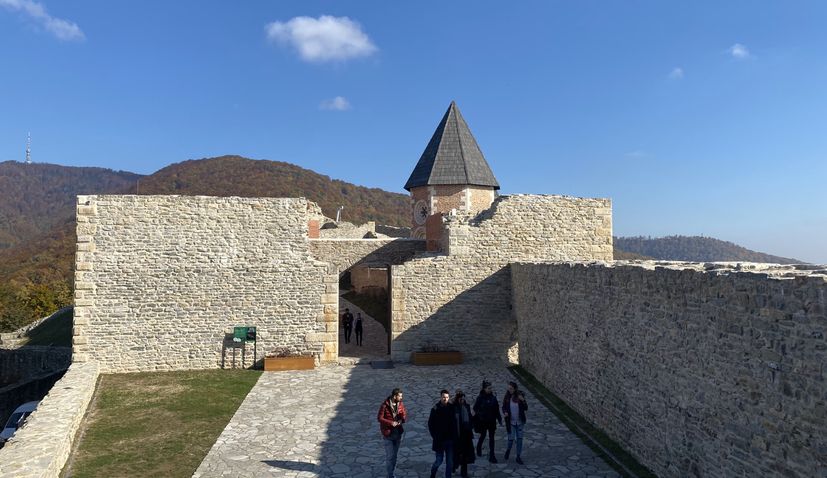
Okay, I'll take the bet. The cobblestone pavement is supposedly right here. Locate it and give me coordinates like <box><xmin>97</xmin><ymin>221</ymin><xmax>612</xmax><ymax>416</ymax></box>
<box><xmin>338</xmin><ymin>294</ymin><xmax>389</xmax><ymax>359</ymax></box>
<box><xmin>194</xmin><ymin>362</ymin><xmax>620</xmax><ymax>478</ymax></box>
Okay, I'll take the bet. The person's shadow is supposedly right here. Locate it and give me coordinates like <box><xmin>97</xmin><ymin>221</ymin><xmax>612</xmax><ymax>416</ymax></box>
<box><xmin>262</xmin><ymin>460</ymin><xmax>319</xmax><ymax>472</ymax></box>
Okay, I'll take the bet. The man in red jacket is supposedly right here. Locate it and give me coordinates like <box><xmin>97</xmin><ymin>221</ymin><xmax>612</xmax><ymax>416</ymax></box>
<box><xmin>378</xmin><ymin>388</ymin><xmax>407</xmax><ymax>478</ymax></box>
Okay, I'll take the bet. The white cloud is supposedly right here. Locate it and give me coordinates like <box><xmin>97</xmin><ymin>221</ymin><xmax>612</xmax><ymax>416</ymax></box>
<box><xmin>265</xmin><ymin>15</ymin><xmax>377</xmax><ymax>63</ymax></box>
<box><xmin>319</xmin><ymin>96</ymin><xmax>351</xmax><ymax>111</ymax></box>
<box><xmin>729</xmin><ymin>43</ymin><xmax>750</xmax><ymax>60</ymax></box>
<box><xmin>668</xmin><ymin>67</ymin><xmax>684</xmax><ymax>79</ymax></box>
<box><xmin>0</xmin><ymin>0</ymin><xmax>84</xmax><ymax>41</ymax></box>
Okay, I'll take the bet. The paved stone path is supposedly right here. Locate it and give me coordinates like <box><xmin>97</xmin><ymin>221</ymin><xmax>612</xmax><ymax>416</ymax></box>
<box><xmin>194</xmin><ymin>362</ymin><xmax>619</xmax><ymax>477</ymax></box>
<box><xmin>338</xmin><ymin>294</ymin><xmax>389</xmax><ymax>359</ymax></box>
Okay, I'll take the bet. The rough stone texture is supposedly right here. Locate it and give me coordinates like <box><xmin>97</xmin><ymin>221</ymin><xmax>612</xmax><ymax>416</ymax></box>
<box><xmin>350</xmin><ymin>266</ymin><xmax>389</xmax><ymax>294</ymax></box>
<box><xmin>375</xmin><ymin>224</ymin><xmax>411</xmax><ymax>238</ymax></box>
<box><xmin>0</xmin><ymin>362</ymin><xmax>99</xmax><ymax>478</ymax></box>
<box><xmin>194</xmin><ymin>363</ymin><xmax>619</xmax><ymax>478</ymax></box>
<box><xmin>318</xmin><ymin>221</ymin><xmax>376</xmax><ymax>239</ymax></box>
<box><xmin>0</xmin><ymin>307</ymin><xmax>73</xmax><ymax>347</ymax></box>
<box><xmin>74</xmin><ymin>195</ymin><xmax>333</xmax><ymax>372</ymax></box>
<box><xmin>391</xmin><ymin>194</ymin><xmax>613</xmax><ymax>363</ymax></box>
<box><xmin>309</xmin><ymin>238</ymin><xmax>426</xmax><ymax>273</ymax></box>
<box><xmin>513</xmin><ymin>261</ymin><xmax>827</xmax><ymax>478</ymax></box>
<box><xmin>0</xmin><ymin>370</ymin><xmax>66</xmax><ymax>433</ymax></box>
<box><xmin>0</xmin><ymin>347</ymin><xmax>70</xmax><ymax>384</ymax></box>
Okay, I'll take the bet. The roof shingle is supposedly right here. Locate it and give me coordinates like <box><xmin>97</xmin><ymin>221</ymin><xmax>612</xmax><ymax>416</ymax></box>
<box><xmin>404</xmin><ymin>101</ymin><xmax>499</xmax><ymax>191</ymax></box>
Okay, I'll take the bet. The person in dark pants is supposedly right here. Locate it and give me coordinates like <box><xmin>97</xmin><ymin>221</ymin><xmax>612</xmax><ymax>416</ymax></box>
<box><xmin>429</xmin><ymin>389</ymin><xmax>456</xmax><ymax>478</ymax></box>
<box><xmin>502</xmin><ymin>381</ymin><xmax>529</xmax><ymax>464</ymax></box>
<box><xmin>451</xmin><ymin>390</ymin><xmax>475</xmax><ymax>478</ymax></box>
<box><xmin>342</xmin><ymin>308</ymin><xmax>354</xmax><ymax>344</ymax></box>
<box><xmin>354</xmin><ymin>312</ymin><xmax>364</xmax><ymax>346</ymax></box>
<box><xmin>472</xmin><ymin>380</ymin><xmax>502</xmax><ymax>463</ymax></box>
<box><xmin>378</xmin><ymin>388</ymin><xmax>407</xmax><ymax>478</ymax></box>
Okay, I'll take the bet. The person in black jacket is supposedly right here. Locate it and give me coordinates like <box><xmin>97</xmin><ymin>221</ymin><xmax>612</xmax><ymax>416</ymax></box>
<box><xmin>472</xmin><ymin>380</ymin><xmax>502</xmax><ymax>463</ymax></box>
<box><xmin>429</xmin><ymin>389</ymin><xmax>457</xmax><ymax>478</ymax></box>
<box><xmin>451</xmin><ymin>390</ymin><xmax>475</xmax><ymax>478</ymax></box>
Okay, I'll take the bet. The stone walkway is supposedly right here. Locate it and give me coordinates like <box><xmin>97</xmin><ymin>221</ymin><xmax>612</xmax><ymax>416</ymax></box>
<box><xmin>194</xmin><ymin>363</ymin><xmax>619</xmax><ymax>477</ymax></box>
<box><xmin>338</xmin><ymin>294</ymin><xmax>389</xmax><ymax>359</ymax></box>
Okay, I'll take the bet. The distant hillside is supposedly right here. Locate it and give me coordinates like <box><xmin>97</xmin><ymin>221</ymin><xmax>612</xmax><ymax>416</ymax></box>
<box><xmin>138</xmin><ymin>156</ymin><xmax>409</xmax><ymax>226</ymax></box>
<box><xmin>0</xmin><ymin>156</ymin><xmax>410</xmax><ymax>331</ymax></box>
<box><xmin>0</xmin><ymin>161</ymin><xmax>140</xmax><ymax>249</ymax></box>
<box><xmin>614</xmin><ymin>235</ymin><xmax>803</xmax><ymax>264</ymax></box>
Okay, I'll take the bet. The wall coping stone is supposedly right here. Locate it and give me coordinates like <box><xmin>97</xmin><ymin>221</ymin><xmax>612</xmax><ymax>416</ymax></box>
<box><xmin>0</xmin><ymin>362</ymin><xmax>99</xmax><ymax>478</ymax></box>
<box><xmin>512</xmin><ymin>260</ymin><xmax>827</xmax><ymax>281</ymax></box>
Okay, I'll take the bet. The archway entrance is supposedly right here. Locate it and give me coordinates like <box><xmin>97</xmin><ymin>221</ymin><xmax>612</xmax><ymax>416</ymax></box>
<box><xmin>338</xmin><ymin>265</ymin><xmax>392</xmax><ymax>360</ymax></box>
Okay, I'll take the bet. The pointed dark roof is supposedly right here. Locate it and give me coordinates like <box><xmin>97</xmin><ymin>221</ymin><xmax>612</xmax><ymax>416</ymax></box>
<box><xmin>404</xmin><ymin>101</ymin><xmax>499</xmax><ymax>191</ymax></box>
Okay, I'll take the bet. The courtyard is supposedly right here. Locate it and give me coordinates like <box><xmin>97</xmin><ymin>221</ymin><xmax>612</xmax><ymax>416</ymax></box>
<box><xmin>193</xmin><ymin>362</ymin><xmax>621</xmax><ymax>478</ymax></box>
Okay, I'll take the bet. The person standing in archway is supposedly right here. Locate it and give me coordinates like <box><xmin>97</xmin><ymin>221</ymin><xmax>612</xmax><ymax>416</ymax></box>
<box><xmin>342</xmin><ymin>308</ymin><xmax>354</xmax><ymax>344</ymax></box>
<box><xmin>354</xmin><ymin>312</ymin><xmax>364</xmax><ymax>346</ymax></box>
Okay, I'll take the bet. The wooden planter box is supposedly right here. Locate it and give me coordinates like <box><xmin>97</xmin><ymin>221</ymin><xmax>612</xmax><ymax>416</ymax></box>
<box><xmin>411</xmin><ymin>351</ymin><xmax>463</xmax><ymax>366</ymax></box>
<box><xmin>264</xmin><ymin>356</ymin><xmax>315</xmax><ymax>371</ymax></box>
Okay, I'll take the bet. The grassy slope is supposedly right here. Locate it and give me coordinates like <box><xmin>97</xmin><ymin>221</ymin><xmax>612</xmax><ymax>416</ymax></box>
<box><xmin>66</xmin><ymin>370</ymin><xmax>261</xmax><ymax>478</ymax></box>
<box><xmin>18</xmin><ymin>308</ymin><xmax>73</xmax><ymax>347</ymax></box>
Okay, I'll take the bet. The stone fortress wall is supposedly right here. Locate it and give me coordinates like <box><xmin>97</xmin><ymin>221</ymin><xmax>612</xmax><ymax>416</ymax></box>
<box><xmin>72</xmin><ymin>195</ymin><xmax>337</xmax><ymax>372</ymax></box>
<box><xmin>390</xmin><ymin>194</ymin><xmax>613</xmax><ymax>362</ymax></box>
<box><xmin>513</xmin><ymin>261</ymin><xmax>827</xmax><ymax>478</ymax></box>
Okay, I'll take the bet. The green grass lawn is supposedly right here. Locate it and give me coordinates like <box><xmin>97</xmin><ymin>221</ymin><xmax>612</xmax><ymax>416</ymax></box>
<box><xmin>19</xmin><ymin>307</ymin><xmax>73</xmax><ymax>347</ymax></box>
<box><xmin>64</xmin><ymin>369</ymin><xmax>261</xmax><ymax>478</ymax></box>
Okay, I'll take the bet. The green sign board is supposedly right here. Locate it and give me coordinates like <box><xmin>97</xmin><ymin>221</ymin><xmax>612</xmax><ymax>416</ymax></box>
<box><xmin>233</xmin><ymin>326</ymin><xmax>257</xmax><ymax>342</ymax></box>
<box><xmin>233</xmin><ymin>327</ymin><xmax>248</xmax><ymax>342</ymax></box>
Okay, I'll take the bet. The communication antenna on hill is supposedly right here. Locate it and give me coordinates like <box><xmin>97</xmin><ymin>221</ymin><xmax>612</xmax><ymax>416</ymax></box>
<box><xmin>25</xmin><ymin>132</ymin><xmax>31</xmax><ymax>164</ymax></box>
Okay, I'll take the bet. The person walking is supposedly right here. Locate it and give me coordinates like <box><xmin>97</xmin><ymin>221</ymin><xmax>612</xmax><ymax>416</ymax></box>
<box><xmin>354</xmin><ymin>312</ymin><xmax>364</xmax><ymax>346</ymax></box>
<box><xmin>472</xmin><ymin>380</ymin><xmax>502</xmax><ymax>463</ymax></box>
<box><xmin>378</xmin><ymin>388</ymin><xmax>407</xmax><ymax>478</ymax></box>
<box><xmin>428</xmin><ymin>389</ymin><xmax>456</xmax><ymax>478</ymax></box>
<box><xmin>451</xmin><ymin>390</ymin><xmax>475</xmax><ymax>478</ymax></box>
<box><xmin>342</xmin><ymin>308</ymin><xmax>354</xmax><ymax>344</ymax></box>
<box><xmin>502</xmin><ymin>381</ymin><xmax>529</xmax><ymax>464</ymax></box>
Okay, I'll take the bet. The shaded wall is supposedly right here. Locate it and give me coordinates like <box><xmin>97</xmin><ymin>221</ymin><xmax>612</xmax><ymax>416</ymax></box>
<box><xmin>513</xmin><ymin>261</ymin><xmax>827</xmax><ymax>478</ymax></box>
<box><xmin>74</xmin><ymin>195</ymin><xmax>334</xmax><ymax>372</ymax></box>
<box><xmin>391</xmin><ymin>194</ymin><xmax>613</xmax><ymax>362</ymax></box>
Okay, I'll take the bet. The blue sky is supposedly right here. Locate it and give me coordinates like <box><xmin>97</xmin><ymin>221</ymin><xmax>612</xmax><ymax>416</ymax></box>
<box><xmin>1</xmin><ymin>1</ymin><xmax>825</xmax><ymax>263</ymax></box>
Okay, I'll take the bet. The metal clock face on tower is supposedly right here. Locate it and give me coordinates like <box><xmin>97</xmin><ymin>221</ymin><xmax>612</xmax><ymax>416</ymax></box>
<box><xmin>413</xmin><ymin>200</ymin><xmax>429</xmax><ymax>225</ymax></box>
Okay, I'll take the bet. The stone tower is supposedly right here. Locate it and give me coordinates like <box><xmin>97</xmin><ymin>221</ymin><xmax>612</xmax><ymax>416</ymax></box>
<box><xmin>404</xmin><ymin>101</ymin><xmax>499</xmax><ymax>248</ymax></box>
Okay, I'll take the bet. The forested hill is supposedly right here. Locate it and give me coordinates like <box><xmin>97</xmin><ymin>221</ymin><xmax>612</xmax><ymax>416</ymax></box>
<box><xmin>0</xmin><ymin>161</ymin><xmax>140</xmax><ymax>249</ymax></box>
<box><xmin>614</xmin><ymin>235</ymin><xmax>803</xmax><ymax>264</ymax></box>
<box><xmin>0</xmin><ymin>156</ymin><xmax>410</xmax><ymax>332</ymax></box>
<box><xmin>137</xmin><ymin>156</ymin><xmax>409</xmax><ymax>226</ymax></box>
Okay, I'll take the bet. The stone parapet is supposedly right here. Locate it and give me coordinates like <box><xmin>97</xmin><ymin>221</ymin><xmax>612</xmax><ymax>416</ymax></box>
<box><xmin>0</xmin><ymin>362</ymin><xmax>99</xmax><ymax>477</ymax></box>
<box><xmin>75</xmin><ymin>195</ymin><xmax>330</xmax><ymax>372</ymax></box>
<box><xmin>391</xmin><ymin>194</ymin><xmax>613</xmax><ymax>362</ymax></box>
<box><xmin>513</xmin><ymin>260</ymin><xmax>827</xmax><ymax>478</ymax></box>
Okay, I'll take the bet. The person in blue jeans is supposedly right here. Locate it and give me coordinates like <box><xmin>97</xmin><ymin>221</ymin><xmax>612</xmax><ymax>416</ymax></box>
<box><xmin>428</xmin><ymin>389</ymin><xmax>457</xmax><ymax>478</ymax></box>
<box><xmin>378</xmin><ymin>388</ymin><xmax>407</xmax><ymax>478</ymax></box>
<box><xmin>502</xmin><ymin>381</ymin><xmax>528</xmax><ymax>464</ymax></box>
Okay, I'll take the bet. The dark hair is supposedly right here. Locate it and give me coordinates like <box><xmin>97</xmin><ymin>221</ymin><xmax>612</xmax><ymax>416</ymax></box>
<box><xmin>455</xmin><ymin>389</ymin><xmax>465</xmax><ymax>399</ymax></box>
<box><xmin>508</xmin><ymin>381</ymin><xmax>518</xmax><ymax>391</ymax></box>
<box><xmin>391</xmin><ymin>388</ymin><xmax>402</xmax><ymax>399</ymax></box>
<box><xmin>440</xmin><ymin>389</ymin><xmax>450</xmax><ymax>396</ymax></box>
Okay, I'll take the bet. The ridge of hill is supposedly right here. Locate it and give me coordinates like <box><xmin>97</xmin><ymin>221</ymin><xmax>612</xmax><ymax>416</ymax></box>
<box><xmin>0</xmin><ymin>156</ymin><xmax>410</xmax><ymax>331</ymax></box>
<box><xmin>614</xmin><ymin>235</ymin><xmax>803</xmax><ymax>264</ymax></box>
<box><xmin>0</xmin><ymin>156</ymin><xmax>808</xmax><ymax>332</ymax></box>
<box><xmin>0</xmin><ymin>161</ymin><xmax>140</xmax><ymax>249</ymax></box>
<box><xmin>137</xmin><ymin>156</ymin><xmax>409</xmax><ymax>226</ymax></box>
